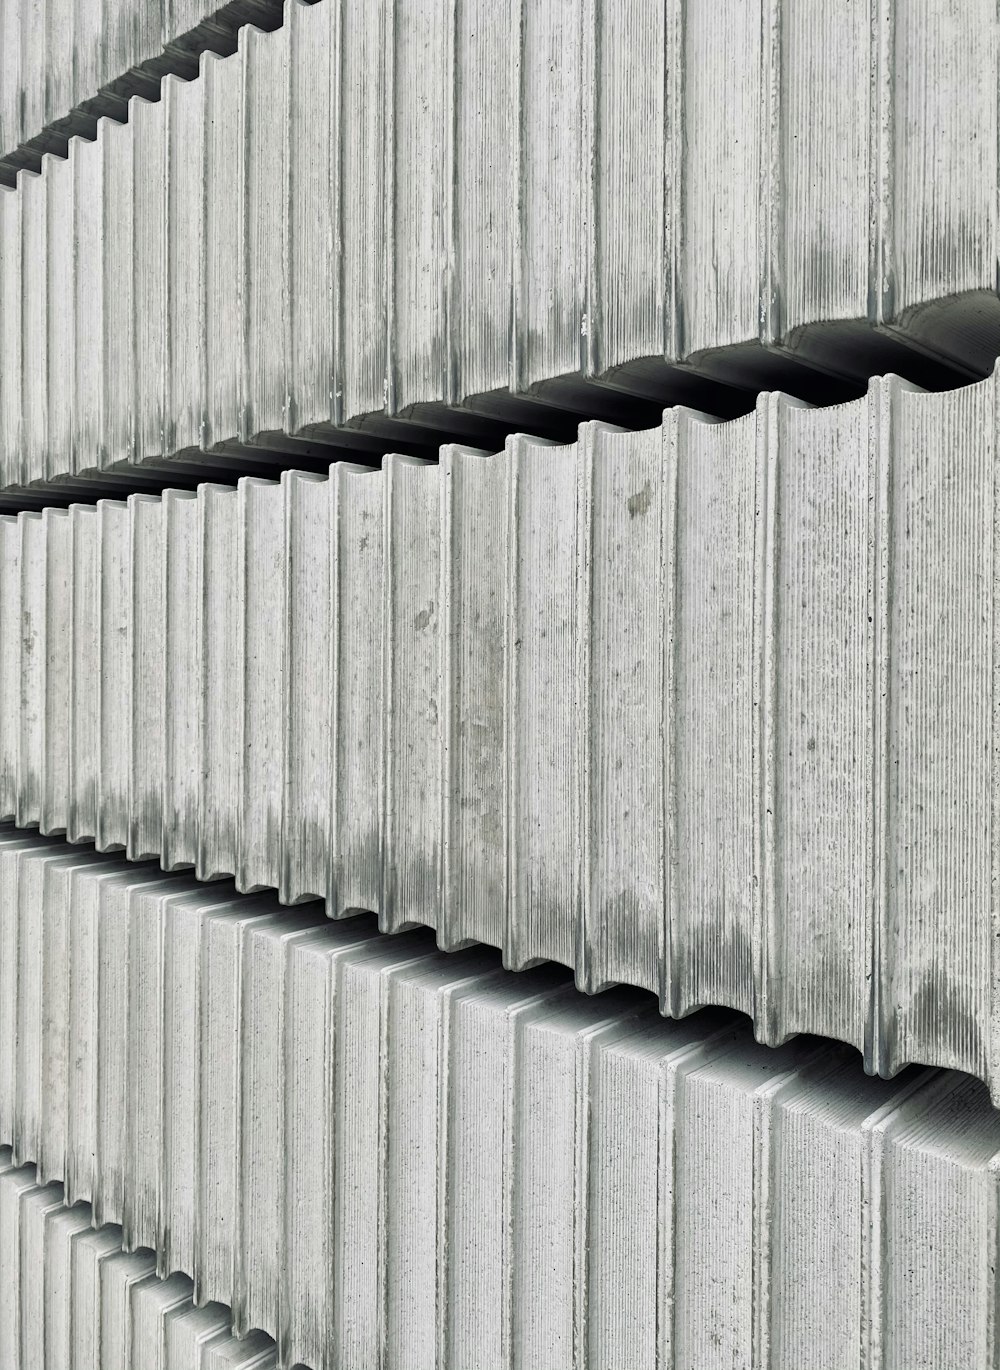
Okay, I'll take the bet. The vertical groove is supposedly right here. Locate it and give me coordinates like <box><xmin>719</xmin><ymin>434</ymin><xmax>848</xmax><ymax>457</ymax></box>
<box><xmin>503</xmin><ymin>440</ymin><xmax>521</xmax><ymax>970</ymax></box>
<box><xmin>759</xmin><ymin>0</ymin><xmax>784</xmax><ymax>346</ymax></box>
<box><xmin>235</xmin><ymin>481</ymin><xmax>250</xmax><ymax>893</ymax></box>
<box><xmin>869</xmin><ymin>0</ymin><xmax>896</xmax><ymax>324</ymax></box>
<box><xmin>574</xmin><ymin>426</ymin><xmax>595</xmax><ymax>993</ymax></box>
<box><xmin>866</xmin><ymin>376</ymin><xmax>894</xmax><ymax>1076</ymax></box>
<box><xmin>330</xmin><ymin>0</ymin><xmax>344</xmax><ymax>427</ymax></box>
<box><xmin>861</xmin><ymin>1104</ymin><xmax>890</xmax><ymax>1370</ymax></box>
<box><xmin>443</xmin><ymin>0</ymin><xmax>460</xmax><ymax>404</ymax></box>
<box><xmin>376</xmin><ymin>964</ymin><xmax>392</xmax><ymax>1370</ymax></box>
<box><xmin>440</xmin><ymin>0</ymin><xmax>457</xmax><ymax>406</ymax></box>
<box><xmin>986</xmin><ymin>364</ymin><xmax>991</xmax><ymax>1101</ymax></box>
<box><xmin>572</xmin><ymin>1027</ymin><xmax>593</xmax><ymax>1370</ymax></box>
<box><xmin>656</xmin><ymin>1048</ymin><xmax>683</xmax><ymax>1370</ymax></box>
<box><xmin>750</xmin><ymin>1069</ymin><xmax>799</xmax><ymax>1370</ymax></box>
<box><xmin>664</xmin><ymin>0</ymin><xmax>685</xmax><ymax>359</ymax></box>
<box><xmin>500</xmin><ymin>1003</ymin><xmax>519</xmax><ymax>1370</ymax></box>
<box><xmin>238</xmin><ymin>34</ymin><xmax>252</xmax><ymax>442</ymax></box>
<box><xmin>279</xmin><ymin>472</ymin><xmax>296</xmax><ymax>905</ymax></box>
<box><xmin>195</xmin><ymin>487</ymin><xmax>210</xmax><ymax>881</ymax></box>
<box><xmin>382</xmin><ymin>0</ymin><xmax>396</xmax><ymax>415</ymax></box>
<box><xmin>580</xmin><ymin>0</ymin><xmax>598</xmax><ymax>378</ymax></box>
<box><xmin>661</xmin><ymin>411</ymin><xmax>681</xmax><ymax>1018</ymax></box>
<box><xmin>509</xmin><ymin>0</ymin><xmax>525</xmax><ymax>393</ymax></box>
<box><xmin>380</xmin><ymin>457</ymin><xmax>397</xmax><ymax>929</ymax></box>
<box><xmin>198</xmin><ymin>55</ymin><xmax>210</xmax><ymax>451</ymax></box>
<box><xmin>327</xmin><ymin>465</ymin><xmax>343</xmax><ymax>916</ymax></box>
<box><xmin>435</xmin><ymin>979</ymin><xmax>453</xmax><ymax>1370</ymax></box>
<box><xmin>988</xmin><ymin>1151</ymin><xmax>1000</xmax><ymax>1368</ymax></box>
<box><xmin>754</xmin><ymin>395</ymin><xmax>780</xmax><ymax>1045</ymax></box>
<box><xmin>230</xmin><ymin>917</ymin><xmax>249</xmax><ymax>1337</ymax></box>
<box><xmin>163</xmin><ymin>78</ymin><xmax>176</xmax><ymax>458</ymax></box>
<box><xmin>439</xmin><ymin>451</ymin><xmax>457</xmax><ymax>949</ymax></box>
<box><xmin>282</xmin><ymin>11</ymin><xmax>295</xmax><ymax>436</ymax></box>
<box><xmin>234</xmin><ymin>484</ymin><xmax>249</xmax><ymax>898</ymax></box>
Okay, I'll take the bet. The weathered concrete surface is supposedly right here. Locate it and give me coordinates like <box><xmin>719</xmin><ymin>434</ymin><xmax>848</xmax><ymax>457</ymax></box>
<box><xmin>2</xmin><ymin>371</ymin><xmax>999</xmax><ymax>1093</ymax></box>
<box><xmin>0</xmin><ymin>833</ymin><xmax>997</xmax><ymax>1370</ymax></box>
<box><xmin>2</xmin><ymin>0</ymin><xmax>1000</xmax><ymax>492</ymax></box>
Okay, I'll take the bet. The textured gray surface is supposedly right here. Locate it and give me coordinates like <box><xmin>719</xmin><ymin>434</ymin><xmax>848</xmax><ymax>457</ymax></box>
<box><xmin>0</xmin><ymin>832</ymin><xmax>997</xmax><ymax>1370</ymax></box>
<box><xmin>2</xmin><ymin>371</ymin><xmax>998</xmax><ymax>1092</ymax></box>
<box><xmin>1</xmin><ymin>0</ymin><xmax>1000</xmax><ymax>492</ymax></box>
<box><xmin>0</xmin><ymin>1156</ymin><xmax>277</xmax><ymax>1367</ymax></box>
<box><xmin>0</xmin><ymin>0</ymin><xmax>283</xmax><ymax>181</ymax></box>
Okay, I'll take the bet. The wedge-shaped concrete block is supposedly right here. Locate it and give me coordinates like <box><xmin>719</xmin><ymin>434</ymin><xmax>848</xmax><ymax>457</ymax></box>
<box><xmin>0</xmin><ymin>187</ymin><xmax>21</xmax><ymax>478</ymax></box>
<box><xmin>576</xmin><ymin>421</ymin><xmax>667</xmax><ymax>997</ymax></box>
<box><xmin>328</xmin><ymin>461</ymin><xmax>385</xmax><ymax>916</ymax></box>
<box><xmin>383</xmin><ymin>453</ymin><xmax>442</xmax><ymax>934</ymax></box>
<box><xmin>19</xmin><ymin>163</ymin><xmax>48</xmax><ymax>488</ymax></box>
<box><xmin>197</xmin><ymin>483</ymin><xmax>240</xmax><ymax>881</ymax></box>
<box><xmin>242</xmin><ymin>21</ymin><xmax>288</xmax><ymax>442</ymax></box>
<box><xmin>39</xmin><ymin>506</ymin><xmax>72</xmax><ymax>837</ymax></box>
<box><xmin>203</xmin><ymin>46</ymin><xmax>244</xmax><ymax>454</ymax></box>
<box><xmin>96</xmin><ymin>500</ymin><xmax>131</xmax><ymax>853</ymax></box>
<box><xmin>165</xmin><ymin>73</ymin><xmax>206</xmax><ymax>460</ymax></box>
<box><xmin>74</xmin><ymin>124</ymin><xmax>105</xmax><ymax>475</ymax></box>
<box><xmin>16</xmin><ymin>511</ymin><xmax>46</xmax><ymax>829</ymax></box>
<box><xmin>131</xmin><ymin>94</ymin><xmax>167</xmax><ymax>469</ymax></box>
<box><xmin>281</xmin><ymin>470</ymin><xmax>331</xmax><ymax>906</ymax></box>
<box><xmin>162</xmin><ymin>489</ymin><xmax>200</xmax><ymax>871</ymax></box>
<box><xmin>439</xmin><ymin>443</ymin><xmax>504</xmax><ymax>950</ymax></box>
<box><xmin>506</xmin><ymin>433</ymin><xmax>579</xmax><ymax>971</ymax></box>
<box><xmin>128</xmin><ymin>493</ymin><xmax>166</xmax><ymax>862</ymax></box>
<box><xmin>285</xmin><ymin>0</ymin><xmax>334</xmax><ymax>437</ymax></box>
<box><xmin>102</xmin><ymin>116</ymin><xmax>136</xmax><ymax>470</ymax></box>
<box><xmin>68</xmin><ymin>504</ymin><xmax>101</xmax><ymax>845</ymax></box>
<box><xmin>237</xmin><ymin>477</ymin><xmax>284</xmax><ymax>894</ymax></box>
<box><xmin>0</xmin><ymin>518</ymin><xmax>19</xmax><ymax>820</ymax></box>
<box><xmin>46</xmin><ymin>149</ymin><xmax>74</xmax><ymax>484</ymax></box>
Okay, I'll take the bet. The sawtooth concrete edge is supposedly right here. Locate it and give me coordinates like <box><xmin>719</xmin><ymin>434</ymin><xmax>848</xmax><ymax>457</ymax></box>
<box><xmin>0</xmin><ymin>1153</ymin><xmax>281</xmax><ymax>1368</ymax></box>
<box><xmin>2</xmin><ymin>368</ymin><xmax>999</xmax><ymax>1094</ymax></box>
<box><xmin>0</xmin><ymin>833</ymin><xmax>997</xmax><ymax>1370</ymax></box>
<box><xmin>0</xmin><ymin>0</ymin><xmax>285</xmax><ymax>184</ymax></box>
<box><xmin>1</xmin><ymin>0</ymin><xmax>1000</xmax><ymax>494</ymax></box>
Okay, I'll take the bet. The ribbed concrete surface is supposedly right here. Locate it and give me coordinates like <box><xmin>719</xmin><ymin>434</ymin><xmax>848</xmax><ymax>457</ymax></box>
<box><xmin>0</xmin><ymin>1155</ymin><xmax>277</xmax><ymax>1367</ymax></box>
<box><xmin>2</xmin><ymin>0</ymin><xmax>1000</xmax><ymax>491</ymax></box>
<box><xmin>1</xmin><ymin>372</ymin><xmax>997</xmax><ymax>1091</ymax></box>
<box><xmin>0</xmin><ymin>832</ymin><xmax>997</xmax><ymax>1370</ymax></box>
<box><xmin>0</xmin><ymin>0</ymin><xmax>283</xmax><ymax>181</ymax></box>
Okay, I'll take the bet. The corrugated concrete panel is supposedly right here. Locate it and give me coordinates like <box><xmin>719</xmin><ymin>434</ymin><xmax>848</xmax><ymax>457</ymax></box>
<box><xmin>0</xmin><ymin>1153</ymin><xmax>278</xmax><ymax>1367</ymax></box>
<box><xmin>0</xmin><ymin>0</ymin><xmax>284</xmax><ymax>183</ymax></box>
<box><xmin>1</xmin><ymin>0</ymin><xmax>1000</xmax><ymax>491</ymax></box>
<box><xmin>4</xmin><ymin>371</ymin><xmax>1000</xmax><ymax>1093</ymax></box>
<box><xmin>0</xmin><ymin>833</ymin><xmax>997</xmax><ymax>1370</ymax></box>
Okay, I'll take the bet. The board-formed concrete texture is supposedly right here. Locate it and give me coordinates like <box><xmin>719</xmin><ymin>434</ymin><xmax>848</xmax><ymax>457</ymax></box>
<box><xmin>3</xmin><ymin>0</ymin><xmax>1000</xmax><ymax>492</ymax></box>
<box><xmin>0</xmin><ymin>832</ymin><xmax>998</xmax><ymax>1370</ymax></box>
<box><xmin>0</xmin><ymin>0</ymin><xmax>284</xmax><ymax>183</ymax></box>
<box><xmin>1</xmin><ymin>371</ymin><xmax>998</xmax><ymax>1094</ymax></box>
<box><xmin>0</xmin><ymin>1154</ymin><xmax>279</xmax><ymax>1368</ymax></box>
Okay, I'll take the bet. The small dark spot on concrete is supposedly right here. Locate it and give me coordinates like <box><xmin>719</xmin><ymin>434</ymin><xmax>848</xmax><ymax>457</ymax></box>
<box><xmin>627</xmin><ymin>482</ymin><xmax>652</xmax><ymax>519</ymax></box>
